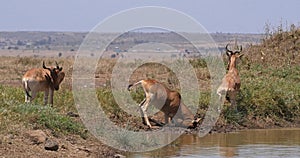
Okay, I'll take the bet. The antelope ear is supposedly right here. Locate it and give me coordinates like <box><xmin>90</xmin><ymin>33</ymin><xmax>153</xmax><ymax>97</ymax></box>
<box><xmin>59</xmin><ymin>72</ymin><xmax>65</xmax><ymax>78</ymax></box>
<box><xmin>226</xmin><ymin>51</ymin><xmax>230</xmax><ymax>56</ymax></box>
<box><xmin>58</xmin><ymin>72</ymin><xmax>65</xmax><ymax>81</ymax></box>
<box><xmin>226</xmin><ymin>51</ymin><xmax>232</xmax><ymax>57</ymax></box>
<box><xmin>238</xmin><ymin>53</ymin><xmax>244</xmax><ymax>58</ymax></box>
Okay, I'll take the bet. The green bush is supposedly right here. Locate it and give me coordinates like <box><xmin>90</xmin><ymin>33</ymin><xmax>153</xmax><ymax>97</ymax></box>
<box><xmin>236</xmin><ymin>65</ymin><xmax>300</xmax><ymax>123</ymax></box>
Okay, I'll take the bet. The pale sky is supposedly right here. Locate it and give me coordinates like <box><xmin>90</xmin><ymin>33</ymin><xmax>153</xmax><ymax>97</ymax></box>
<box><xmin>0</xmin><ymin>0</ymin><xmax>299</xmax><ymax>33</ymax></box>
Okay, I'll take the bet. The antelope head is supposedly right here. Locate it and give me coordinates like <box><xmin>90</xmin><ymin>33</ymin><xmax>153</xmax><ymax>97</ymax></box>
<box><xmin>43</xmin><ymin>61</ymin><xmax>65</xmax><ymax>90</ymax></box>
<box><xmin>225</xmin><ymin>44</ymin><xmax>243</xmax><ymax>70</ymax></box>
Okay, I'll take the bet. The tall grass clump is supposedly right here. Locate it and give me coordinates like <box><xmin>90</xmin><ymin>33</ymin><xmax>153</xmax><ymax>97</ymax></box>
<box><xmin>0</xmin><ymin>85</ymin><xmax>86</xmax><ymax>137</ymax></box>
<box><xmin>13</xmin><ymin>103</ymin><xmax>85</xmax><ymax>136</ymax></box>
<box><xmin>237</xmin><ymin>66</ymin><xmax>300</xmax><ymax>122</ymax></box>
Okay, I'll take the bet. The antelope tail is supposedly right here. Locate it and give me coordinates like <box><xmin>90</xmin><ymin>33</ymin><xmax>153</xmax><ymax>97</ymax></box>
<box><xmin>127</xmin><ymin>80</ymin><xmax>143</xmax><ymax>91</ymax></box>
<box><xmin>22</xmin><ymin>79</ymin><xmax>32</xmax><ymax>98</ymax></box>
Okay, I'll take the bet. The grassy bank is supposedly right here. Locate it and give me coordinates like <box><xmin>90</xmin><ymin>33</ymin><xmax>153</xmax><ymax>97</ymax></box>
<box><xmin>0</xmin><ymin>26</ymin><xmax>300</xmax><ymax>138</ymax></box>
<box><xmin>1</xmin><ymin>62</ymin><xmax>299</xmax><ymax>135</ymax></box>
<box><xmin>220</xmin><ymin>25</ymin><xmax>300</xmax><ymax>129</ymax></box>
<box><xmin>0</xmin><ymin>85</ymin><xmax>85</xmax><ymax>137</ymax></box>
<box><xmin>219</xmin><ymin>64</ymin><xmax>300</xmax><ymax>129</ymax></box>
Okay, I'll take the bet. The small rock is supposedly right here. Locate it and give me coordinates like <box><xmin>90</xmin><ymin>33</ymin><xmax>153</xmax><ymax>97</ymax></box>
<box><xmin>67</xmin><ymin>111</ymin><xmax>79</xmax><ymax>117</ymax></box>
<box><xmin>114</xmin><ymin>154</ymin><xmax>126</xmax><ymax>158</ymax></box>
<box><xmin>150</xmin><ymin>126</ymin><xmax>161</xmax><ymax>130</ymax></box>
<box><xmin>6</xmin><ymin>134</ymin><xmax>14</xmax><ymax>139</ymax></box>
<box><xmin>4</xmin><ymin>134</ymin><xmax>14</xmax><ymax>144</ymax></box>
<box><xmin>25</xmin><ymin>130</ymin><xmax>47</xmax><ymax>145</ymax></box>
<box><xmin>77</xmin><ymin>147</ymin><xmax>91</xmax><ymax>153</ymax></box>
<box><xmin>44</xmin><ymin>139</ymin><xmax>59</xmax><ymax>151</ymax></box>
<box><xmin>61</xmin><ymin>144</ymin><xmax>68</xmax><ymax>150</ymax></box>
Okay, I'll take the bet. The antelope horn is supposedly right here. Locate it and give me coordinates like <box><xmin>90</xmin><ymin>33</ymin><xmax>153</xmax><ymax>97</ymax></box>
<box><xmin>225</xmin><ymin>44</ymin><xmax>230</xmax><ymax>52</ymax></box>
<box><xmin>43</xmin><ymin>61</ymin><xmax>51</xmax><ymax>71</ymax></box>
<box><xmin>43</xmin><ymin>61</ymin><xmax>50</xmax><ymax>70</ymax></box>
<box><xmin>55</xmin><ymin>61</ymin><xmax>59</xmax><ymax>69</ymax></box>
<box><xmin>225</xmin><ymin>44</ymin><xmax>232</xmax><ymax>56</ymax></box>
<box><xmin>43</xmin><ymin>61</ymin><xmax>46</xmax><ymax>69</ymax></box>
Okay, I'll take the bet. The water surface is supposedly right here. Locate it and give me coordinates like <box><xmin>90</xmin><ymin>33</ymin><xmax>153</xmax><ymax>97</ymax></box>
<box><xmin>128</xmin><ymin>128</ymin><xmax>300</xmax><ymax>157</ymax></box>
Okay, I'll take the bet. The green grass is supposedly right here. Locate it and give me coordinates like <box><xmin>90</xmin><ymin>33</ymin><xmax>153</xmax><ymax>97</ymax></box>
<box><xmin>0</xmin><ymin>85</ymin><xmax>86</xmax><ymax>137</ymax></box>
<box><xmin>13</xmin><ymin>103</ymin><xmax>85</xmax><ymax>136</ymax></box>
<box><xmin>237</xmin><ymin>65</ymin><xmax>300</xmax><ymax>122</ymax></box>
<box><xmin>96</xmin><ymin>88</ymin><xmax>123</xmax><ymax>116</ymax></box>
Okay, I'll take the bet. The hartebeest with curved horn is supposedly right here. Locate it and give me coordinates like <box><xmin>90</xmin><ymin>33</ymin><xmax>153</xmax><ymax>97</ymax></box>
<box><xmin>128</xmin><ymin>79</ymin><xmax>199</xmax><ymax>128</ymax></box>
<box><xmin>217</xmin><ymin>44</ymin><xmax>243</xmax><ymax>110</ymax></box>
<box><xmin>22</xmin><ymin>61</ymin><xmax>65</xmax><ymax>105</ymax></box>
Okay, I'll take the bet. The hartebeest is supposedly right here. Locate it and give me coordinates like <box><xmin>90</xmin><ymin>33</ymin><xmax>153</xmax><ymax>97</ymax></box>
<box><xmin>22</xmin><ymin>61</ymin><xmax>65</xmax><ymax>105</ymax></box>
<box><xmin>217</xmin><ymin>44</ymin><xmax>243</xmax><ymax>110</ymax></box>
<box><xmin>128</xmin><ymin>79</ymin><xmax>198</xmax><ymax>128</ymax></box>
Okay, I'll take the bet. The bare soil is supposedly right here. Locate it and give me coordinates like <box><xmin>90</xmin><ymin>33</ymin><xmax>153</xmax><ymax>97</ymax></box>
<box><xmin>0</xmin><ymin>130</ymin><xmax>123</xmax><ymax>158</ymax></box>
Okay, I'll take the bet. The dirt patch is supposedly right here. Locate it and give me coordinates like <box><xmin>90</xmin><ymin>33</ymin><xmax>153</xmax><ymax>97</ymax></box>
<box><xmin>0</xmin><ymin>129</ymin><xmax>124</xmax><ymax>158</ymax></box>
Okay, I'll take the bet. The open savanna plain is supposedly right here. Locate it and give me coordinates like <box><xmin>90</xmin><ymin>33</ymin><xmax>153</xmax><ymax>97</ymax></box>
<box><xmin>0</xmin><ymin>29</ymin><xmax>300</xmax><ymax>157</ymax></box>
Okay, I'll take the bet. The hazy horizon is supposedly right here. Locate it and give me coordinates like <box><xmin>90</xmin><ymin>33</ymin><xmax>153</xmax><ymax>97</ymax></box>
<box><xmin>1</xmin><ymin>0</ymin><xmax>299</xmax><ymax>33</ymax></box>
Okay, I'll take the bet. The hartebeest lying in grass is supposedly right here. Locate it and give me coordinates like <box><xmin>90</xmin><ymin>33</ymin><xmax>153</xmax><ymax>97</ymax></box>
<box><xmin>217</xmin><ymin>44</ymin><xmax>243</xmax><ymax>110</ymax></box>
<box><xmin>128</xmin><ymin>79</ymin><xmax>199</xmax><ymax>128</ymax></box>
<box><xmin>22</xmin><ymin>61</ymin><xmax>65</xmax><ymax>105</ymax></box>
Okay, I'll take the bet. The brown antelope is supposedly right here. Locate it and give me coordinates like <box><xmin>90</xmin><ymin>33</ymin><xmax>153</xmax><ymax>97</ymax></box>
<box><xmin>217</xmin><ymin>44</ymin><xmax>243</xmax><ymax>110</ymax></box>
<box><xmin>128</xmin><ymin>79</ymin><xmax>198</xmax><ymax>128</ymax></box>
<box><xmin>22</xmin><ymin>61</ymin><xmax>65</xmax><ymax>105</ymax></box>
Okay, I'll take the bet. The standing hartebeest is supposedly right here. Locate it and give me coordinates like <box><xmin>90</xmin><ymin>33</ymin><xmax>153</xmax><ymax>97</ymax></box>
<box><xmin>217</xmin><ymin>44</ymin><xmax>243</xmax><ymax>110</ymax></box>
<box><xmin>128</xmin><ymin>79</ymin><xmax>199</xmax><ymax>128</ymax></box>
<box><xmin>22</xmin><ymin>61</ymin><xmax>65</xmax><ymax>105</ymax></box>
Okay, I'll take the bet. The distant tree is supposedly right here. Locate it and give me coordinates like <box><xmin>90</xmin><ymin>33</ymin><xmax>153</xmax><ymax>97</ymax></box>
<box><xmin>111</xmin><ymin>54</ymin><xmax>116</xmax><ymax>58</ymax></box>
<box><xmin>47</xmin><ymin>36</ymin><xmax>52</xmax><ymax>44</ymax></box>
<box><xmin>45</xmin><ymin>45</ymin><xmax>51</xmax><ymax>50</ymax></box>
<box><xmin>58</xmin><ymin>52</ymin><xmax>62</xmax><ymax>57</ymax></box>
<box><xmin>8</xmin><ymin>46</ymin><xmax>18</xmax><ymax>50</ymax></box>
<box><xmin>35</xmin><ymin>39</ymin><xmax>47</xmax><ymax>45</ymax></box>
<box><xmin>17</xmin><ymin>40</ymin><xmax>24</xmax><ymax>46</ymax></box>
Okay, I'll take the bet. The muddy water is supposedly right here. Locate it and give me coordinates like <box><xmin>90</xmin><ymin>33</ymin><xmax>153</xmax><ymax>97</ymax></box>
<box><xmin>127</xmin><ymin>128</ymin><xmax>300</xmax><ymax>157</ymax></box>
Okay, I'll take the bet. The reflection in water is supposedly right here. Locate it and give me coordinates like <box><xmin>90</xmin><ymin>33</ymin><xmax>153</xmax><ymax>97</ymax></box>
<box><xmin>127</xmin><ymin>128</ymin><xmax>300</xmax><ymax>157</ymax></box>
